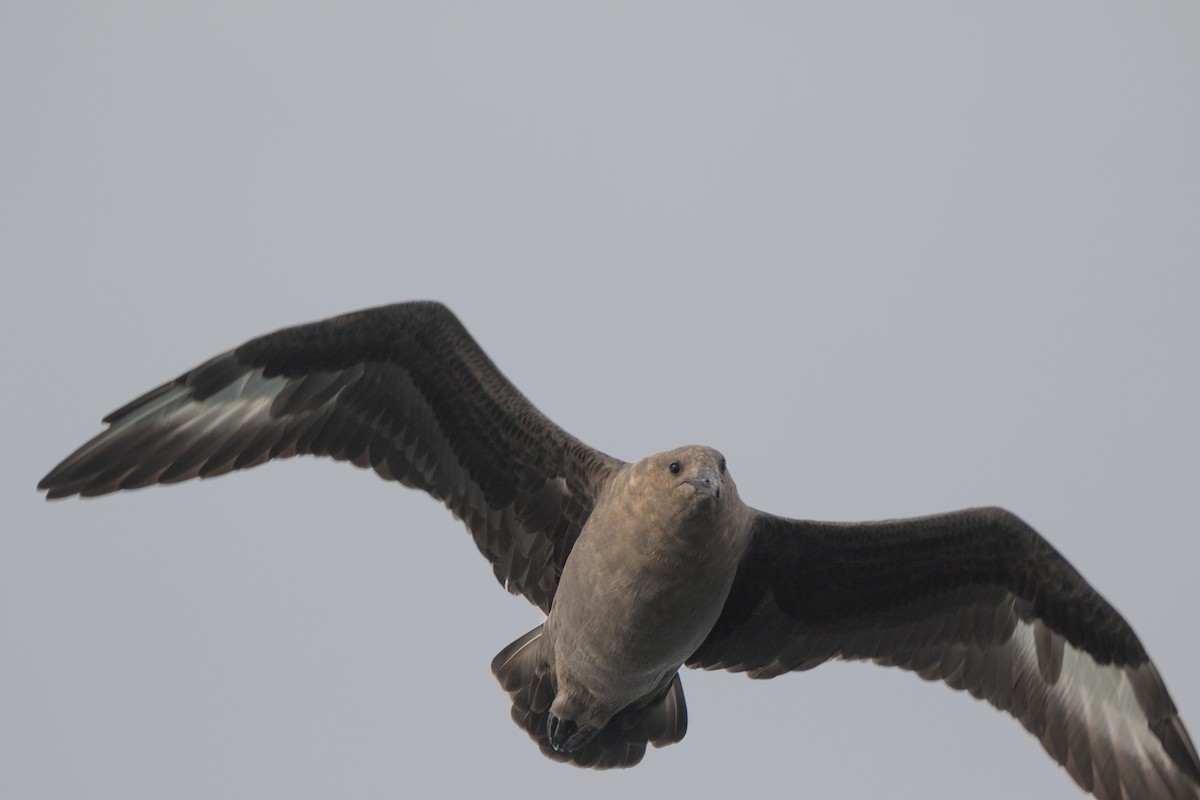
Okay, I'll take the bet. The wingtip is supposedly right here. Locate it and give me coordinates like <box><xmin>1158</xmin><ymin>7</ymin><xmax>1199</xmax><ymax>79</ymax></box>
<box><xmin>37</xmin><ymin>471</ymin><xmax>63</xmax><ymax>498</ymax></box>
<box><xmin>38</xmin><ymin>475</ymin><xmax>78</xmax><ymax>500</ymax></box>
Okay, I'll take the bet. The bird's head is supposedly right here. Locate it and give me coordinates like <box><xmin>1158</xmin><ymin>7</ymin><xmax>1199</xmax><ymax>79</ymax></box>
<box><xmin>637</xmin><ymin>445</ymin><xmax>737</xmax><ymax>518</ymax></box>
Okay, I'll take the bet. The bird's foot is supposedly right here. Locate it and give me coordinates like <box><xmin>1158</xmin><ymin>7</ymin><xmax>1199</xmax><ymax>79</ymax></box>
<box><xmin>546</xmin><ymin>712</ymin><xmax>597</xmax><ymax>753</ymax></box>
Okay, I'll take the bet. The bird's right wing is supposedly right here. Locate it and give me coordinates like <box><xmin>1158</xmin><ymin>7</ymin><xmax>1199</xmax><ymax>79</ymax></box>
<box><xmin>39</xmin><ymin>301</ymin><xmax>624</xmax><ymax>612</ymax></box>
<box><xmin>689</xmin><ymin>507</ymin><xmax>1200</xmax><ymax>800</ymax></box>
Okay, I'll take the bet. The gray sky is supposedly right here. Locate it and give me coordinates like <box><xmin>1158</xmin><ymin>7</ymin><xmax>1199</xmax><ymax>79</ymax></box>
<box><xmin>3</xmin><ymin>3</ymin><xmax>1198</xmax><ymax>798</ymax></box>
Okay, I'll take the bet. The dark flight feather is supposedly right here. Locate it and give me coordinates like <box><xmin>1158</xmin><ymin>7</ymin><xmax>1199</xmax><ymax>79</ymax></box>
<box><xmin>690</xmin><ymin>507</ymin><xmax>1200</xmax><ymax>799</ymax></box>
<box><xmin>39</xmin><ymin>302</ymin><xmax>623</xmax><ymax>612</ymax></box>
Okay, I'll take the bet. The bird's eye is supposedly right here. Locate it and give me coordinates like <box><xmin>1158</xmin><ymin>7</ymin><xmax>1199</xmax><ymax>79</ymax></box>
<box><xmin>719</xmin><ymin>458</ymin><xmax>726</xmax><ymax>474</ymax></box>
<box><xmin>668</xmin><ymin>461</ymin><xmax>681</xmax><ymax>475</ymax></box>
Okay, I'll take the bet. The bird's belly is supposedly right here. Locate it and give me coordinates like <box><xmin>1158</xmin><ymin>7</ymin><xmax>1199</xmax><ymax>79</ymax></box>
<box><xmin>549</xmin><ymin>550</ymin><xmax>734</xmax><ymax>702</ymax></box>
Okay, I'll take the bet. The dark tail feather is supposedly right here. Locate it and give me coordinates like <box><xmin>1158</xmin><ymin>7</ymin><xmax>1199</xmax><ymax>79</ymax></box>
<box><xmin>642</xmin><ymin>673</ymin><xmax>688</xmax><ymax>747</ymax></box>
<box><xmin>491</xmin><ymin>625</ymin><xmax>688</xmax><ymax>769</ymax></box>
<box><xmin>491</xmin><ymin>625</ymin><xmax>556</xmax><ymax>736</ymax></box>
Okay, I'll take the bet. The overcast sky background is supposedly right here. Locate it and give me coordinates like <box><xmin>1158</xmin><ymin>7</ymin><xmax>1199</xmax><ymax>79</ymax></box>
<box><xmin>3</xmin><ymin>3</ymin><xmax>1198</xmax><ymax>799</ymax></box>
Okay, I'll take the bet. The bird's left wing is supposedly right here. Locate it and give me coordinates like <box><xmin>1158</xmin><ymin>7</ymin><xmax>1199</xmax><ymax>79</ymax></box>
<box><xmin>39</xmin><ymin>302</ymin><xmax>624</xmax><ymax>612</ymax></box>
<box><xmin>688</xmin><ymin>507</ymin><xmax>1200</xmax><ymax>800</ymax></box>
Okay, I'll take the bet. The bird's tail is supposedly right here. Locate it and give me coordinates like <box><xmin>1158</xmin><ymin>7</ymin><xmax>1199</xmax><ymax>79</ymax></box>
<box><xmin>490</xmin><ymin>625</ymin><xmax>688</xmax><ymax>769</ymax></box>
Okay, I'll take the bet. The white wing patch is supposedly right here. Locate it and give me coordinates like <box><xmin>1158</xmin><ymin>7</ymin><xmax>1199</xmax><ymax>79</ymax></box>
<box><xmin>45</xmin><ymin>369</ymin><xmax>303</xmax><ymax>496</ymax></box>
<box><xmin>873</xmin><ymin>612</ymin><xmax>1199</xmax><ymax>800</ymax></box>
<box><xmin>999</xmin><ymin>618</ymin><xmax>1196</xmax><ymax>799</ymax></box>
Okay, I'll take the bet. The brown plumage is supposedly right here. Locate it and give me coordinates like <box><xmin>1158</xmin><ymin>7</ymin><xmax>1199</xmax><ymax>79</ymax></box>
<box><xmin>39</xmin><ymin>301</ymin><xmax>1200</xmax><ymax>798</ymax></box>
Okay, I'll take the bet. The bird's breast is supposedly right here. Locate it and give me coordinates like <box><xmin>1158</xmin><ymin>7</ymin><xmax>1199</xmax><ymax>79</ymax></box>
<box><xmin>548</xmin><ymin>507</ymin><xmax>744</xmax><ymax>698</ymax></box>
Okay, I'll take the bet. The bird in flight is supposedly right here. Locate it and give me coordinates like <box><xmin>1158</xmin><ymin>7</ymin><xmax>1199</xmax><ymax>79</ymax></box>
<box><xmin>40</xmin><ymin>301</ymin><xmax>1200</xmax><ymax>799</ymax></box>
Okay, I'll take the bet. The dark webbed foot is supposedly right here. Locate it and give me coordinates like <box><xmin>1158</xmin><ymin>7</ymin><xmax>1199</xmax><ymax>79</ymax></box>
<box><xmin>546</xmin><ymin>712</ymin><xmax>598</xmax><ymax>753</ymax></box>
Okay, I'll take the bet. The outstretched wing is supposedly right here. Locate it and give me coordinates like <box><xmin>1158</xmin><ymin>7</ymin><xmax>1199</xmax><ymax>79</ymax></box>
<box><xmin>39</xmin><ymin>301</ymin><xmax>623</xmax><ymax>612</ymax></box>
<box><xmin>689</xmin><ymin>507</ymin><xmax>1200</xmax><ymax>800</ymax></box>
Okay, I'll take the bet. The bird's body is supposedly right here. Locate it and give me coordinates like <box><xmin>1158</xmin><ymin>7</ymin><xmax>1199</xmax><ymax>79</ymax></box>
<box><xmin>544</xmin><ymin>447</ymin><xmax>747</xmax><ymax>739</ymax></box>
<box><xmin>39</xmin><ymin>301</ymin><xmax>1200</xmax><ymax>798</ymax></box>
